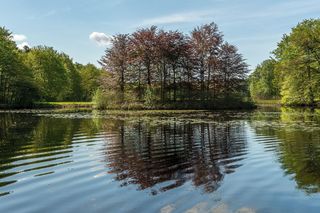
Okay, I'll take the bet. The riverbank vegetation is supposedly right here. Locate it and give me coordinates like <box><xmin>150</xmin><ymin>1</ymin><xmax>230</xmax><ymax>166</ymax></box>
<box><xmin>1</xmin><ymin>23</ymin><xmax>253</xmax><ymax>110</ymax></box>
<box><xmin>97</xmin><ymin>22</ymin><xmax>252</xmax><ymax>109</ymax></box>
<box><xmin>249</xmin><ymin>19</ymin><xmax>320</xmax><ymax>106</ymax></box>
<box><xmin>3</xmin><ymin>19</ymin><xmax>320</xmax><ymax>109</ymax></box>
<box><xmin>0</xmin><ymin>27</ymin><xmax>102</xmax><ymax>108</ymax></box>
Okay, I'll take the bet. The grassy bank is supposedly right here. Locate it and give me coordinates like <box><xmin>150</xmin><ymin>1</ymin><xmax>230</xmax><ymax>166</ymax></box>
<box><xmin>34</xmin><ymin>102</ymin><xmax>94</xmax><ymax>109</ymax></box>
<box><xmin>254</xmin><ymin>99</ymin><xmax>281</xmax><ymax>107</ymax></box>
<box><xmin>94</xmin><ymin>100</ymin><xmax>256</xmax><ymax>110</ymax></box>
<box><xmin>1</xmin><ymin>100</ymin><xmax>256</xmax><ymax>110</ymax></box>
<box><xmin>253</xmin><ymin>99</ymin><xmax>320</xmax><ymax>109</ymax></box>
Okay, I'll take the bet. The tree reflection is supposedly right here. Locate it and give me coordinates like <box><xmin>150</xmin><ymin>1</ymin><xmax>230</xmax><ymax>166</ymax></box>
<box><xmin>0</xmin><ymin>112</ymin><xmax>102</xmax><ymax>163</ymax></box>
<box><xmin>102</xmin><ymin>119</ymin><xmax>248</xmax><ymax>195</ymax></box>
<box><xmin>0</xmin><ymin>113</ymin><xmax>39</xmax><ymax>164</ymax></box>
<box><xmin>250</xmin><ymin>107</ymin><xmax>320</xmax><ymax>194</ymax></box>
<box><xmin>0</xmin><ymin>113</ymin><xmax>100</xmax><ymax>193</ymax></box>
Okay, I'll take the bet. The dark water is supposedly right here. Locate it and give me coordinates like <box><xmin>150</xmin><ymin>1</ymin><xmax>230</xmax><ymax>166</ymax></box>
<box><xmin>1</xmin><ymin>108</ymin><xmax>320</xmax><ymax>213</ymax></box>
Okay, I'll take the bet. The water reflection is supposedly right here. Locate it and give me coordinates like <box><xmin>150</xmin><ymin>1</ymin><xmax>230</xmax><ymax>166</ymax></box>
<box><xmin>0</xmin><ymin>113</ymin><xmax>100</xmax><ymax>195</ymax></box>
<box><xmin>250</xmin><ymin>107</ymin><xmax>320</xmax><ymax>194</ymax></box>
<box><xmin>103</xmin><ymin>119</ymin><xmax>248</xmax><ymax>194</ymax></box>
<box><xmin>2</xmin><ymin>109</ymin><xmax>320</xmax><ymax>212</ymax></box>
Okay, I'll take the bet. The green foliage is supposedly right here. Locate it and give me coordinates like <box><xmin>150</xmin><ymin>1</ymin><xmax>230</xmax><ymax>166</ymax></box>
<box><xmin>249</xmin><ymin>59</ymin><xmax>280</xmax><ymax>100</ymax></box>
<box><xmin>0</xmin><ymin>27</ymin><xmax>38</xmax><ymax>107</ymax></box>
<box><xmin>251</xmin><ymin>19</ymin><xmax>320</xmax><ymax>106</ymax></box>
<box><xmin>273</xmin><ymin>19</ymin><xmax>320</xmax><ymax>105</ymax></box>
<box><xmin>24</xmin><ymin>46</ymin><xmax>91</xmax><ymax>102</ymax></box>
<box><xmin>59</xmin><ymin>54</ymin><xmax>82</xmax><ymax>101</ymax></box>
<box><xmin>0</xmin><ymin>25</ymin><xmax>103</xmax><ymax>108</ymax></box>
<box><xmin>24</xmin><ymin>46</ymin><xmax>70</xmax><ymax>101</ymax></box>
<box><xmin>143</xmin><ymin>86</ymin><xmax>157</xmax><ymax>107</ymax></box>
<box><xmin>93</xmin><ymin>88</ymin><xmax>117</xmax><ymax>109</ymax></box>
<box><xmin>76</xmin><ymin>63</ymin><xmax>102</xmax><ymax>101</ymax></box>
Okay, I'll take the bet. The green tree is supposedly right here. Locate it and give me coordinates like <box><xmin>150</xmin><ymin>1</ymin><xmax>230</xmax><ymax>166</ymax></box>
<box><xmin>273</xmin><ymin>19</ymin><xmax>320</xmax><ymax>105</ymax></box>
<box><xmin>76</xmin><ymin>63</ymin><xmax>102</xmax><ymax>101</ymax></box>
<box><xmin>0</xmin><ymin>27</ymin><xmax>37</xmax><ymax>106</ymax></box>
<box><xmin>59</xmin><ymin>53</ymin><xmax>82</xmax><ymax>101</ymax></box>
<box><xmin>24</xmin><ymin>46</ymin><xmax>69</xmax><ymax>101</ymax></box>
<box><xmin>249</xmin><ymin>59</ymin><xmax>279</xmax><ymax>100</ymax></box>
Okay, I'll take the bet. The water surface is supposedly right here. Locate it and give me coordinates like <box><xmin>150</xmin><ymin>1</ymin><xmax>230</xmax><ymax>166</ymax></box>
<box><xmin>1</xmin><ymin>108</ymin><xmax>320</xmax><ymax>212</ymax></box>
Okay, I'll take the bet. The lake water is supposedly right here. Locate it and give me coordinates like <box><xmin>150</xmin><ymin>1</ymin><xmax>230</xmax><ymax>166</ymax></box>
<box><xmin>1</xmin><ymin>108</ymin><xmax>320</xmax><ymax>213</ymax></box>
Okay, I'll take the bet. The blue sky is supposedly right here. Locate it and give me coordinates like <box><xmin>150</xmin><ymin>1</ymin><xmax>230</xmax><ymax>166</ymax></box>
<box><xmin>1</xmin><ymin>0</ymin><xmax>320</xmax><ymax>69</ymax></box>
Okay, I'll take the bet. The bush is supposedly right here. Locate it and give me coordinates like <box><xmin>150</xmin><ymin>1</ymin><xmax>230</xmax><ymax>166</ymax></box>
<box><xmin>93</xmin><ymin>89</ymin><xmax>117</xmax><ymax>109</ymax></box>
<box><xmin>144</xmin><ymin>86</ymin><xmax>156</xmax><ymax>107</ymax></box>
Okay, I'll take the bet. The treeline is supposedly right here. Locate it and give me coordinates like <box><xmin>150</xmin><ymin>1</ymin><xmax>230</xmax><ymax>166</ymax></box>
<box><xmin>0</xmin><ymin>27</ymin><xmax>102</xmax><ymax>107</ymax></box>
<box><xmin>249</xmin><ymin>19</ymin><xmax>320</xmax><ymax>106</ymax></box>
<box><xmin>98</xmin><ymin>22</ymin><xmax>250</xmax><ymax>109</ymax></box>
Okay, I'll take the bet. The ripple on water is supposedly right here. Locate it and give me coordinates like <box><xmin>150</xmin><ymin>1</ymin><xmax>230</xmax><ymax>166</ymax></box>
<box><xmin>1</xmin><ymin>111</ymin><xmax>320</xmax><ymax>212</ymax></box>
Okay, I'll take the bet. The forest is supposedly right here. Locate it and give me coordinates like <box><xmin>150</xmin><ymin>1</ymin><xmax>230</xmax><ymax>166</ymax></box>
<box><xmin>2</xmin><ymin>19</ymin><xmax>320</xmax><ymax>109</ymax></box>
<box><xmin>98</xmin><ymin>22</ymin><xmax>250</xmax><ymax>109</ymax></box>
<box><xmin>0</xmin><ymin>27</ymin><xmax>102</xmax><ymax>107</ymax></box>
<box><xmin>0</xmin><ymin>22</ymin><xmax>252</xmax><ymax>109</ymax></box>
<box><xmin>249</xmin><ymin>19</ymin><xmax>320</xmax><ymax>106</ymax></box>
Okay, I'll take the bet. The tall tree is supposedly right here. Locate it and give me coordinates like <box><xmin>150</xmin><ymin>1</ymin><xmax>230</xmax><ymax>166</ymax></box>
<box><xmin>97</xmin><ymin>22</ymin><xmax>250</xmax><ymax>109</ymax></box>
<box><xmin>273</xmin><ymin>19</ymin><xmax>320</xmax><ymax>105</ymax></box>
<box><xmin>130</xmin><ymin>26</ymin><xmax>158</xmax><ymax>86</ymax></box>
<box><xmin>191</xmin><ymin>22</ymin><xmax>223</xmax><ymax>102</ymax></box>
<box><xmin>218</xmin><ymin>43</ymin><xmax>248</xmax><ymax>98</ymax></box>
<box><xmin>24</xmin><ymin>46</ymin><xmax>69</xmax><ymax>101</ymax></box>
<box><xmin>249</xmin><ymin>59</ymin><xmax>279</xmax><ymax>100</ymax></box>
<box><xmin>0</xmin><ymin>27</ymin><xmax>37</xmax><ymax>106</ymax></box>
<box><xmin>76</xmin><ymin>63</ymin><xmax>102</xmax><ymax>101</ymax></box>
<box><xmin>164</xmin><ymin>31</ymin><xmax>187</xmax><ymax>102</ymax></box>
<box><xmin>100</xmin><ymin>34</ymin><xmax>130</xmax><ymax>96</ymax></box>
<box><xmin>60</xmin><ymin>53</ymin><xmax>82</xmax><ymax>101</ymax></box>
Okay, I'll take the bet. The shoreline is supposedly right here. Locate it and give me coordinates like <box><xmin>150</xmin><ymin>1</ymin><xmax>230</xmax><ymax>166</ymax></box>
<box><xmin>0</xmin><ymin>101</ymin><xmax>257</xmax><ymax>111</ymax></box>
<box><xmin>3</xmin><ymin>100</ymin><xmax>320</xmax><ymax>111</ymax></box>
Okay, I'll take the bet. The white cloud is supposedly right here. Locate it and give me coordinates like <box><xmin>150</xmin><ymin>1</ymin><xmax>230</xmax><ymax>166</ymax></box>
<box><xmin>139</xmin><ymin>11</ymin><xmax>212</xmax><ymax>26</ymax></box>
<box><xmin>89</xmin><ymin>32</ymin><xmax>112</xmax><ymax>47</ymax></box>
<box><xmin>12</xmin><ymin>34</ymin><xmax>27</xmax><ymax>42</ymax></box>
<box><xmin>17</xmin><ymin>42</ymin><xmax>30</xmax><ymax>50</ymax></box>
<box><xmin>12</xmin><ymin>34</ymin><xmax>31</xmax><ymax>50</ymax></box>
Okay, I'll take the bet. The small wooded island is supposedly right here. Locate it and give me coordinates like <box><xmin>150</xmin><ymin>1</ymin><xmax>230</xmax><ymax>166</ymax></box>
<box><xmin>1</xmin><ymin>19</ymin><xmax>320</xmax><ymax>109</ymax></box>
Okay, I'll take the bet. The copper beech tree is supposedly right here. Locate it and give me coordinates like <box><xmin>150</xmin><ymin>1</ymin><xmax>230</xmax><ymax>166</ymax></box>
<box><xmin>99</xmin><ymin>22</ymin><xmax>249</xmax><ymax>107</ymax></box>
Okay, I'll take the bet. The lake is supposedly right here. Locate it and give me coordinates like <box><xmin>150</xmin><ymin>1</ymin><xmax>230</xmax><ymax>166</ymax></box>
<box><xmin>1</xmin><ymin>108</ymin><xmax>320</xmax><ymax>213</ymax></box>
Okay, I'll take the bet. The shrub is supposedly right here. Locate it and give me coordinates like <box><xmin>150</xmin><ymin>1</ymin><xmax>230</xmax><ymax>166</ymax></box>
<box><xmin>93</xmin><ymin>89</ymin><xmax>117</xmax><ymax>109</ymax></box>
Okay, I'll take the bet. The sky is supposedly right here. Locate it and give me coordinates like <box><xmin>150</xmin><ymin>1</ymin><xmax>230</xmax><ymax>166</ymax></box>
<box><xmin>1</xmin><ymin>0</ymin><xmax>320</xmax><ymax>70</ymax></box>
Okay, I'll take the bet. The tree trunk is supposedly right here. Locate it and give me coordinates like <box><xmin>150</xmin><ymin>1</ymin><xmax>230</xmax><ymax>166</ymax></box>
<box><xmin>147</xmin><ymin>63</ymin><xmax>151</xmax><ymax>86</ymax></box>
<box><xmin>173</xmin><ymin>65</ymin><xmax>176</xmax><ymax>102</ymax></box>
<box><xmin>307</xmin><ymin>65</ymin><xmax>315</xmax><ymax>105</ymax></box>
<box><xmin>138</xmin><ymin>68</ymin><xmax>142</xmax><ymax>101</ymax></box>
<box><xmin>162</xmin><ymin>62</ymin><xmax>166</xmax><ymax>103</ymax></box>
<box><xmin>120</xmin><ymin>67</ymin><xmax>125</xmax><ymax>102</ymax></box>
<box><xmin>207</xmin><ymin>65</ymin><xmax>211</xmax><ymax>101</ymax></box>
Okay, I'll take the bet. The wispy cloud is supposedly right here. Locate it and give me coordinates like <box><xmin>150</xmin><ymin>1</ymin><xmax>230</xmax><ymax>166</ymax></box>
<box><xmin>138</xmin><ymin>0</ymin><xmax>320</xmax><ymax>27</ymax></box>
<box><xmin>89</xmin><ymin>32</ymin><xmax>112</xmax><ymax>47</ymax></box>
<box><xmin>139</xmin><ymin>11</ymin><xmax>213</xmax><ymax>26</ymax></box>
<box><xmin>44</xmin><ymin>10</ymin><xmax>57</xmax><ymax>17</ymax></box>
<box><xmin>27</xmin><ymin>8</ymin><xmax>71</xmax><ymax>20</ymax></box>
<box><xmin>231</xmin><ymin>0</ymin><xmax>320</xmax><ymax>21</ymax></box>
